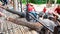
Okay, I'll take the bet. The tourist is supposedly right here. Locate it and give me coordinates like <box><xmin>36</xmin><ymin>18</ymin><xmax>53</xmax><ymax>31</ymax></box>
<box><xmin>26</xmin><ymin>3</ymin><xmax>38</xmax><ymax>22</ymax></box>
<box><xmin>55</xmin><ymin>5</ymin><xmax>60</xmax><ymax>14</ymax></box>
<box><xmin>43</xmin><ymin>7</ymin><xmax>47</xmax><ymax>13</ymax></box>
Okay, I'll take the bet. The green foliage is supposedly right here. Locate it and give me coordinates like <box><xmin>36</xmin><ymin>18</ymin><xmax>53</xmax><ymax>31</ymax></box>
<box><xmin>57</xmin><ymin>0</ymin><xmax>60</xmax><ymax>4</ymax></box>
<box><xmin>20</xmin><ymin>0</ymin><xmax>60</xmax><ymax>4</ymax></box>
<box><xmin>29</xmin><ymin>0</ymin><xmax>46</xmax><ymax>4</ymax></box>
<box><xmin>22</xmin><ymin>0</ymin><xmax>26</xmax><ymax>4</ymax></box>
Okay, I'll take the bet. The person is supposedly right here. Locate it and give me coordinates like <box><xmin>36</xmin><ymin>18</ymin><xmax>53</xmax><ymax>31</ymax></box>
<box><xmin>43</xmin><ymin>7</ymin><xmax>47</xmax><ymax>13</ymax></box>
<box><xmin>49</xmin><ymin>13</ymin><xmax>59</xmax><ymax>25</ymax></box>
<box><xmin>55</xmin><ymin>5</ymin><xmax>60</xmax><ymax>14</ymax></box>
<box><xmin>28</xmin><ymin>5</ymin><xmax>37</xmax><ymax>17</ymax></box>
<box><xmin>46</xmin><ymin>1</ymin><xmax>52</xmax><ymax>8</ymax></box>
<box><xmin>26</xmin><ymin>3</ymin><xmax>38</xmax><ymax>22</ymax></box>
<box><xmin>26</xmin><ymin>3</ymin><xmax>31</xmax><ymax>21</ymax></box>
<box><xmin>43</xmin><ymin>14</ymin><xmax>59</xmax><ymax>34</ymax></box>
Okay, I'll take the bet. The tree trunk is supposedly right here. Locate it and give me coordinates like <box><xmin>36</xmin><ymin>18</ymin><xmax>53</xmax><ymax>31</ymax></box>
<box><xmin>54</xmin><ymin>0</ymin><xmax>57</xmax><ymax>6</ymax></box>
<box><xmin>20</xmin><ymin>0</ymin><xmax>22</xmax><ymax>12</ymax></box>
<box><xmin>7</xmin><ymin>17</ymin><xmax>43</xmax><ymax>32</ymax></box>
<box><xmin>13</xmin><ymin>0</ymin><xmax>18</xmax><ymax>11</ymax></box>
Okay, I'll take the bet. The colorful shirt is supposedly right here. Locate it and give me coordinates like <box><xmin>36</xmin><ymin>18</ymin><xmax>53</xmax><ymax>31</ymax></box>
<box><xmin>55</xmin><ymin>8</ymin><xmax>60</xmax><ymax>14</ymax></box>
<box><xmin>43</xmin><ymin>7</ymin><xmax>46</xmax><ymax>13</ymax></box>
<box><xmin>28</xmin><ymin>6</ymin><xmax>35</xmax><ymax>12</ymax></box>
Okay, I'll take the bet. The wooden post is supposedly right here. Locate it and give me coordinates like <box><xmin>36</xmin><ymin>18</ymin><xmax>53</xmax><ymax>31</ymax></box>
<box><xmin>13</xmin><ymin>0</ymin><xmax>18</xmax><ymax>11</ymax></box>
